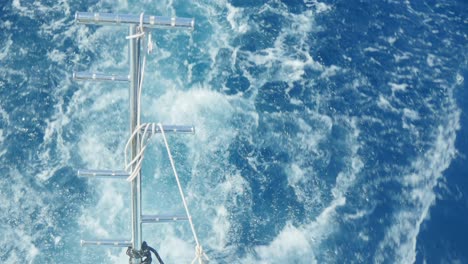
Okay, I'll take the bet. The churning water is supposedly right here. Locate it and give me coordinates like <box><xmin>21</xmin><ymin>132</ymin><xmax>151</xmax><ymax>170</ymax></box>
<box><xmin>1</xmin><ymin>0</ymin><xmax>467</xmax><ymax>263</ymax></box>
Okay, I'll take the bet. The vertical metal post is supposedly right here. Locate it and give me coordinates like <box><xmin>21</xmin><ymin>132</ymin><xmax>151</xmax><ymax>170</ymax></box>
<box><xmin>129</xmin><ymin>25</ymin><xmax>142</xmax><ymax>264</ymax></box>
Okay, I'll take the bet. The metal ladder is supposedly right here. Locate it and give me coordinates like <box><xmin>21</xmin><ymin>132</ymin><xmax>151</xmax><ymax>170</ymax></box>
<box><xmin>74</xmin><ymin>12</ymin><xmax>195</xmax><ymax>264</ymax></box>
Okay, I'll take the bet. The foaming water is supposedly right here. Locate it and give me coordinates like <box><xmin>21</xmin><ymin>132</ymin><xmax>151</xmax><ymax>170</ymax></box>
<box><xmin>1</xmin><ymin>0</ymin><xmax>466</xmax><ymax>263</ymax></box>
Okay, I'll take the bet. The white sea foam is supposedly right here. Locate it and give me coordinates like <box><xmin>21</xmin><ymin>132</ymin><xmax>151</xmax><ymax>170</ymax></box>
<box><xmin>249</xmin><ymin>116</ymin><xmax>363</xmax><ymax>263</ymax></box>
<box><xmin>364</xmin><ymin>46</ymin><xmax>380</xmax><ymax>52</ymax></box>
<box><xmin>287</xmin><ymin>163</ymin><xmax>306</xmax><ymax>187</ymax></box>
<box><xmin>37</xmin><ymin>100</ymin><xmax>72</xmax><ymax>181</ymax></box>
<box><xmin>12</xmin><ymin>0</ymin><xmax>31</xmax><ymax>16</ymax></box>
<box><xmin>75</xmin><ymin>62</ymin><xmax>250</xmax><ymax>263</ymax></box>
<box><xmin>375</xmin><ymin>96</ymin><xmax>460</xmax><ymax>263</ymax></box>
<box><xmin>319</xmin><ymin>65</ymin><xmax>340</xmax><ymax>79</ymax></box>
<box><xmin>0</xmin><ymin>168</ymin><xmax>56</xmax><ymax>263</ymax></box>
<box><xmin>50</xmin><ymin>1</ymin><xmax>464</xmax><ymax>263</ymax></box>
<box><xmin>426</xmin><ymin>54</ymin><xmax>437</xmax><ymax>67</ymax></box>
<box><xmin>47</xmin><ymin>49</ymin><xmax>66</xmax><ymax>63</ymax></box>
<box><xmin>304</xmin><ymin>0</ymin><xmax>332</xmax><ymax>13</ymax></box>
<box><xmin>158</xmin><ymin>232</ymin><xmax>194</xmax><ymax>262</ymax></box>
<box><xmin>386</xmin><ymin>36</ymin><xmax>397</xmax><ymax>45</ymax></box>
<box><xmin>377</xmin><ymin>94</ymin><xmax>398</xmax><ymax>112</ymax></box>
<box><xmin>144</xmin><ymin>86</ymin><xmax>254</xmax><ymax>256</ymax></box>
<box><xmin>0</xmin><ymin>129</ymin><xmax>4</xmax><ymax>158</ymax></box>
<box><xmin>236</xmin><ymin>3</ymin><xmax>328</xmax><ymax>86</ymax></box>
<box><xmin>0</xmin><ymin>36</ymin><xmax>13</xmax><ymax>60</ymax></box>
<box><xmin>226</xmin><ymin>3</ymin><xmax>249</xmax><ymax>33</ymax></box>
<box><xmin>0</xmin><ymin>0</ymin><xmax>147</xmax><ymax>263</ymax></box>
<box><xmin>255</xmin><ymin>222</ymin><xmax>312</xmax><ymax>263</ymax></box>
<box><xmin>455</xmin><ymin>73</ymin><xmax>464</xmax><ymax>85</ymax></box>
<box><xmin>389</xmin><ymin>82</ymin><xmax>409</xmax><ymax>93</ymax></box>
<box><xmin>402</xmin><ymin>108</ymin><xmax>420</xmax><ymax>121</ymax></box>
<box><xmin>394</xmin><ymin>51</ymin><xmax>411</xmax><ymax>62</ymax></box>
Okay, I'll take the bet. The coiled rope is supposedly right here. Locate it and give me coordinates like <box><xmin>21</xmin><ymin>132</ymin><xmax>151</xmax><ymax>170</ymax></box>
<box><xmin>124</xmin><ymin>12</ymin><xmax>153</xmax><ymax>182</ymax></box>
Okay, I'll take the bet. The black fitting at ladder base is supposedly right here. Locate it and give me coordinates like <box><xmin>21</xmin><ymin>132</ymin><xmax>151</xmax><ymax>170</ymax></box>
<box><xmin>127</xmin><ymin>242</ymin><xmax>164</xmax><ymax>264</ymax></box>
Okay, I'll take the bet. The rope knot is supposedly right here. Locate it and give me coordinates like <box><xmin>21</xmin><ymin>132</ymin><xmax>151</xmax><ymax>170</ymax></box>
<box><xmin>195</xmin><ymin>245</ymin><xmax>203</xmax><ymax>257</ymax></box>
<box><xmin>125</xmin><ymin>12</ymin><xmax>154</xmax><ymax>54</ymax></box>
<box><xmin>191</xmin><ymin>245</ymin><xmax>209</xmax><ymax>264</ymax></box>
<box><xmin>126</xmin><ymin>12</ymin><xmax>146</xmax><ymax>39</ymax></box>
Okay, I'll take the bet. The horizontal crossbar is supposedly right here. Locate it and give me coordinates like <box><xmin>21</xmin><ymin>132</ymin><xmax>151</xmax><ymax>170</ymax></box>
<box><xmin>76</xmin><ymin>12</ymin><xmax>194</xmax><ymax>30</ymax></box>
<box><xmin>141</xmin><ymin>215</ymin><xmax>189</xmax><ymax>223</ymax></box>
<box><xmin>81</xmin><ymin>239</ymin><xmax>131</xmax><ymax>247</ymax></box>
<box><xmin>78</xmin><ymin>169</ymin><xmax>129</xmax><ymax>179</ymax></box>
<box><xmin>141</xmin><ymin>124</ymin><xmax>195</xmax><ymax>134</ymax></box>
<box><xmin>73</xmin><ymin>72</ymin><xmax>129</xmax><ymax>82</ymax></box>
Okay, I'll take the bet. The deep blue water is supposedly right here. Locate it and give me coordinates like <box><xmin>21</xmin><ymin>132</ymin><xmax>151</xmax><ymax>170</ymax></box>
<box><xmin>0</xmin><ymin>0</ymin><xmax>467</xmax><ymax>263</ymax></box>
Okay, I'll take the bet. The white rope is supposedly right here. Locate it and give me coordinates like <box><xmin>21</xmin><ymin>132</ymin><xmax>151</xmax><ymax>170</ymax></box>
<box><xmin>125</xmin><ymin>123</ymin><xmax>153</xmax><ymax>181</ymax></box>
<box><xmin>192</xmin><ymin>245</ymin><xmax>209</xmax><ymax>264</ymax></box>
<box><xmin>125</xmin><ymin>12</ymin><xmax>154</xmax><ymax>53</ymax></box>
<box><xmin>125</xmin><ymin>13</ymin><xmax>147</xmax><ymax>179</ymax></box>
<box><xmin>126</xmin><ymin>13</ymin><xmax>145</xmax><ymax>39</ymax></box>
<box><xmin>158</xmin><ymin>123</ymin><xmax>209</xmax><ymax>264</ymax></box>
<box><xmin>123</xmin><ymin>11</ymin><xmax>155</xmax><ymax>181</ymax></box>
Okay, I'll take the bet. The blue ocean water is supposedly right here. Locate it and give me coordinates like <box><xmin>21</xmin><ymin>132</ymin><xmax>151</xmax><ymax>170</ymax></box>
<box><xmin>0</xmin><ymin>0</ymin><xmax>466</xmax><ymax>263</ymax></box>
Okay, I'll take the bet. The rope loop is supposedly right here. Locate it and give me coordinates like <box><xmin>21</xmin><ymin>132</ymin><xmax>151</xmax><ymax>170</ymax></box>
<box><xmin>126</xmin><ymin>12</ymin><xmax>145</xmax><ymax>39</ymax></box>
<box><xmin>124</xmin><ymin>12</ymin><xmax>154</xmax><ymax>54</ymax></box>
<box><xmin>191</xmin><ymin>245</ymin><xmax>209</xmax><ymax>264</ymax></box>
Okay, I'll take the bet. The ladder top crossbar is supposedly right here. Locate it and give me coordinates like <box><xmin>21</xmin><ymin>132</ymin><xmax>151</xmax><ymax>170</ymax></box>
<box><xmin>76</xmin><ymin>12</ymin><xmax>194</xmax><ymax>30</ymax></box>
